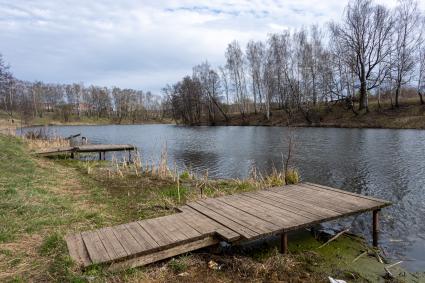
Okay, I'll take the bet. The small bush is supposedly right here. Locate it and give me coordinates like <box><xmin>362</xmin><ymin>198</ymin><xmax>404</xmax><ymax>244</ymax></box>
<box><xmin>179</xmin><ymin>171</ymin><xmax>191</xmax><ymax>180</ymax></box>
<box><xmin>168</xmin><ymin>258</ymin><xmax>188</xmax><ymax>273</ymax></box>
<box><xmin>285</xmin><ymin>169</ymin><xmax>299</xmax><ymax>185</ymax></box>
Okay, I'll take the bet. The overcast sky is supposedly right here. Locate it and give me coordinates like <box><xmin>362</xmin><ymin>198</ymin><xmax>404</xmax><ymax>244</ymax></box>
<box><xmin>0</xmin><ymin>0</ymin><xmax>411</xmax><ymax>93</ymax></box>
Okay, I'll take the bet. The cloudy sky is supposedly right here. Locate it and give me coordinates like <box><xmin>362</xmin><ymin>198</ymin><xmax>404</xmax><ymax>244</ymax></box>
<box><xmin>0</xmin><ymin>0</ymin><xmax>406</xmax><ymax>93</ymax></box>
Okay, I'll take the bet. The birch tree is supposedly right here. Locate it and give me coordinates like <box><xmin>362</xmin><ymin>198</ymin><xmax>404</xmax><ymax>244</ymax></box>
<box><xmin>392</xmin><ymin>0</ymin><xmax>422</xmax><ymax>107</ymax></box>
<box><xmin>330</xmin><ymin>0</ymin><xmax>393</xmax><ymax>111</ymax></box>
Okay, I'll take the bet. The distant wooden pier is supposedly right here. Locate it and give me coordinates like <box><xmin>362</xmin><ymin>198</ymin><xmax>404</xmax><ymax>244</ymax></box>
<box><xmin>66</xmin><ymin>182</ymin><xmax>391</xmax><ymax>271</ymax></box>
<box><xmin>36</xmin><ymin>144</ymin><xmax>136</xmax><ymax>160</ymax></box>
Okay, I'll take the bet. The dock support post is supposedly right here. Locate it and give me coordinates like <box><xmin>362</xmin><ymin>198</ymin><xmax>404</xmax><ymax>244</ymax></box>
<box><xmin>280</xmin><ymin>232</ymin><xmax>288</xmax><ymax>254</ymax></box>
<box><xmin>373</xmin><ymin>209</ymin><xmax>380</xmax><ymax>247</ymax></box>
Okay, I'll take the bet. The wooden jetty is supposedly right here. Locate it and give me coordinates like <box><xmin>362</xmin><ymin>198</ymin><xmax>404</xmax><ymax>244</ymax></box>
<box><xmin>66</xmin><ymin>182</ymin><xmax>391</xmax><ymax>271</ymax></box>
<box><xmin>36</xmin><ymin>144</ymin><xmax>136</xmax><ymax>160</ymax></box>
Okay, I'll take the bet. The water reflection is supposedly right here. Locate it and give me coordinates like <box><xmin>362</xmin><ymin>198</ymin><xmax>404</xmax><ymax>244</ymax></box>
<box><xmin>21</xmin><ymin>125</ymin><xmax>425</xmax><ymax>271</ymax></box>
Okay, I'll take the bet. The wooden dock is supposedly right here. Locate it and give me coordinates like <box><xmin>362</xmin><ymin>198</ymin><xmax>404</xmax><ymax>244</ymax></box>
<box><xmin>66</xmin><ymin>182</ymin><xmax>391</xmax><ymax>271</ymax></box>
<box><xmin>36</xmin><ymin>144</ymin><xmax>136</xmax><ymax>160</ymax></box>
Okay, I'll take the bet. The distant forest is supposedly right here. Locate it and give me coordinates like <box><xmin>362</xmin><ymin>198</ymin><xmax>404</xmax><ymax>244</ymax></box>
<box><xmin>1</xmin><ymin>0</ymin><xmax>424</xmax><ymax>126</ymax></box>
<box><xmin>0</xmin><ymin>55</ymin><xmax>164</xmax><ymax>124</ymax></box>
<box><xmin>164</xmin><ymin>0</ymin><xmax>425</xmax><ymax>125</ymax></box>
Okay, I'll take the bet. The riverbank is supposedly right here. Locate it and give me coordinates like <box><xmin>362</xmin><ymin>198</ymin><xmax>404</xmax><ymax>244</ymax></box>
<box><xmin>1</xmin><ymin>134</ymin><xmax>422</xmax><ymax>281</ymax></box>
<box><xmin>0</xmin><ymin>111</ymin><xmax>172</xmax><ymax>128</ymax></box>
<box><xmin>199</xmin><ymin>99</ymin><xmax>425</xmax><ymax>129</ymax></box>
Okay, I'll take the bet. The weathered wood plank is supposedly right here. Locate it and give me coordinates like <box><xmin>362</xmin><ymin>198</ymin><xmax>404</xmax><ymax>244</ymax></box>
<box><xmin>188</xmin><ymin>202</ymin><xmax>258</xmax><ymax>238</ymax></box>
<box><xmin>268</xmin><ymin>186</ymin><xmax>356</xmax><ymax>214</ymax></box>
<box><xmin>65</xmin><ymin>233</ymin><xmax>92</xmax><ymax>267</ymax></box>
<box><xmin>108</xmin><ymin>236</ymin><xmax>218</xmax><ymax>272</ymax></box>
<box><xmin>293</xmin><ymin>184</ymin><xmax>381</xmax><ymax>210</ymax></box>
<box><xmin>304</xmin><ymin>182</ymin><xmax>391</xmax><ymax>205</ymax></box>
<box><xmin>81</xmin><ymin>231</ymin><xmax>111</xmax><ymax>264</ymax></box>
<box><xmin>138</xmin><ymin>218</ymin><xmax>175</xmax><ymax>246</ymax></box>
<box><xmin>124</xmin><ymin>222</ymin><xmax>158</xmax><ymax>251</ymax></box>
<box><xmin>178</xmin><ymin>206</ymin><xmax>240</xmax><ymax>241</ymax></box>
<box><xmin>252</xmin><ymin>190</ymin><xmax>341</xmax><ymax>217</ymax></box>
<box><xmin>198</xmin><ymin>198</ymin><xmax>277</xmax><ymax>234</ymax></box>
<box><xmin>111</xmin><ymin>225</ymin><xmax>144</xmax><ymax>255</ymax></box>
<box><xmin>97</xmin><ymin>227</ymin><xmax>128</xmax><ymax>260</ymax></box>
<box><xmin>224</xmin><ymin>194</ymin><xmax>314</xmax><ymax>226</ymax></box>
<box><xmin>76</xmin><ymin>144</ymin><xmax>135</xmax><ymax>152</ymax></box>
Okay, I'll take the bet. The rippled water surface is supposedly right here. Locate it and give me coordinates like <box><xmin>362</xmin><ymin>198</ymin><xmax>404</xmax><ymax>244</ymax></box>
<box><xmin>23</xmin><ymin>124</ymin><xmax>425</xmax><ymax>271</ymax></box>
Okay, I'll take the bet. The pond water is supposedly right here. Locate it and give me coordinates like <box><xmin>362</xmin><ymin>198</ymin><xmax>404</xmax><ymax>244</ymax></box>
<box><xmin>22</xmin><ymin>124</ymin><xmax>425</xmax><ymax>271</ymax></box>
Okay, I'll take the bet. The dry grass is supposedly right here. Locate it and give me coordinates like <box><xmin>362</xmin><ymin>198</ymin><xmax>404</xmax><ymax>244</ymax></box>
<box><xmin>0</xmin><ymin>117</ymin><xmax>16</xmax><ymax>136</ymax></box>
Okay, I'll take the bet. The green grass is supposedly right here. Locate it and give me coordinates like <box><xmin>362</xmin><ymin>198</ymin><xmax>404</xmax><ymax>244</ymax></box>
<box><xmin>0</xmin><ymin>135</ymin><xmax>122</xmax><ymax>281</ymax></box>
<box><xmin>1</xmin><ymin>134</ymin><xmax>422</xmax><ymax>282</ymax></box>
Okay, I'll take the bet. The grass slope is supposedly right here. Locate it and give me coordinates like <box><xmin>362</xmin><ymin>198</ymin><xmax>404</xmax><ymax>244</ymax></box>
<box><xmin>0</xmin><ymin>135</ymin><xmax>422</xmax><ymax>282</ymax></box>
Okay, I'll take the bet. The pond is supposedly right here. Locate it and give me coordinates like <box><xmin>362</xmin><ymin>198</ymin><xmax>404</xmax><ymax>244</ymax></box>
<box><xmin>22</xmin><ymin>124</ymin><xmax>425</xmax><ymax>271</ymax></box>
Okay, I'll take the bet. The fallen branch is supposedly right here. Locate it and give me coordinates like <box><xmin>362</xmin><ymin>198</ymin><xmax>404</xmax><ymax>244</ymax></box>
<box><xmin>374</xmin><ymin>250</ymin><xmax>383</xmax><ymax>264</ymax></box>
<box><xmin>318</xmin><ymin>228</ymin><xmax>350</xmax><ymax>249</ymax></box>
<box><xmin>383</xmin><ymin>260</ymin><xmax>402</xmax><ymax>280</ymax></box>
<box><xmin>386</xmin><ymin>261</ymin><xmax>403</xmax><ymax>269</ymax></box>
<box><xmin>352</xmin><ymin>251</ymin><xmax>367</xmax><ymax>263</ymax></box>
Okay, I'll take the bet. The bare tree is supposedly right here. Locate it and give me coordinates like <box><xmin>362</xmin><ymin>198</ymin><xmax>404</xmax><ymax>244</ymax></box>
<box><xmin>418</xmin><ymin>44</ymin><xmax>425</xmax><ymax>104</ymax></box>
<box><xmin>225</xmin><ymin>41</ymin><xmax>248</xmax><ymax>117</ymax></box>
<box><xmin>392</xmin><ymin>0</ymin><xmax>423</xmax><ymax>107</ymax></box>
<box><xmin>246</xmin><ymin>40</ymin><xmax>265</xmax><ymax>113</ymax></box>
<box><xmin>193</xmin><ymin>62</ymin><xmax>228</xmax><ymax>124</ymax></box>
<box><xmin>330</xmin><ymin>0</ymin><xmax>393</xmax><ymax>111</ymax></box>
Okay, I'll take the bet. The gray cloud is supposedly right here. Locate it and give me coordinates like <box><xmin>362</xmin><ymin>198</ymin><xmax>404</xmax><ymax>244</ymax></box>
<box><xmin>1</xmin><ymin>0</ymin><xmax>419</xmax><ymax>93</ymax></box>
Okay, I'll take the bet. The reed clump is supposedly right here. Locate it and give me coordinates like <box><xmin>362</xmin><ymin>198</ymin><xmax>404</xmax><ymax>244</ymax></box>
<box><xmin>24</xmin><ymin>128</ymin><xmax>71</xmax><ymax>152</ymax></box>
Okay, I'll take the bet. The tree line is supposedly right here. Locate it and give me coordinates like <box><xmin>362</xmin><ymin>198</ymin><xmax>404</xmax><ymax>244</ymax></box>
<box><xmin>165</xmin><ymin>0</ymin><xmax>425</xmax><ymax>125</ymax></box>
<box><xmin>0</xmin><ymin>54</ymin><xmax>164</xmax><ymax>124</ymax></box>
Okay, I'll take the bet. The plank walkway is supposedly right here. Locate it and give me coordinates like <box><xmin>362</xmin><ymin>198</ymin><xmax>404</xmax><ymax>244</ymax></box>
<box><xmin>66</xmin><ymin>182</ymin><xmax>391</xmax><ymax>271</ymax></box>
<box><xmin>36</xmin><ymin>144</ymin><xmax>136</xmax><ymax>158</ymax></box>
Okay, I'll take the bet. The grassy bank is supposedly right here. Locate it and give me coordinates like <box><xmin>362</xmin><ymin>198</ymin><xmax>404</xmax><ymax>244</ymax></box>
<box><xmin>204</xmin><ymin>99</ymin><xmax>425</xmax><ymax>129</ymax></box>
<box><xmin>0</xmin><ymin>111</ymin><xmax>172</xmax><ymax>128</ymax></box>
<box><xmin>0</xmin><ymin>135</ymin><xmax>422</xmax><ymax>282</ymax></box>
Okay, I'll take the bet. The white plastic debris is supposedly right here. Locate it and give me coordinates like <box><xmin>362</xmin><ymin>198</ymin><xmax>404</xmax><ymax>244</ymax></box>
<box><xmin>328</xmin><ymin>277</ymin><xmax>347</xmax><ymax>283</ymax></box>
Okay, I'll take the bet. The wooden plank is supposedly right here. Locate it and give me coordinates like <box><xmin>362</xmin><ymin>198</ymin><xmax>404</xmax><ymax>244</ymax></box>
<box><xmin>300</xmin><ymin>183</ymin><xmax>389</xmax><ymax>209</ymax></box>
<box><xmin>252</xmin><ymin>190</ymin><xmax>340</xmax><ymax>218</ymax></box>
<box><xmin>218</xmin><ymin>194</ymin><xmax>303</xmax><ymax>227</ymax></box>
<box><xmin>97</xmin><ymin>228</ymin><xmax>128</xmax><ymax>260</ymax></box>
<box><xmin>294</xmin><ymin>184</ymin><xmax>381</xmax><ymax>210</ymax></box>
<box><xmin>188</xmin><ymin>202</ymin><xmax>258</xmax><ymax>239</ymax></box>
<box><xmin>124</xmin><ymin>222</ymin><xmax>159</xmax><ymax>251</ymax></box>
<box><xmin>304</xmin><ymin>182</ymin><xmax>391</xmax><ymax>205</ymax></box>
<box><xmin>177</xmin><ymin>207</ymin><xmax>217</xmax><ymax>234</ymax></box>
<box><xmin>111</xmin><ymin>225</ymin><xmax>144</xmax><ymax>255</ymax></box>
<box><xmin>125</xmin><ymin>222</ymin><xmax>158</xmax><ymax>251</ymax></box>
<box><xmin>235</xmin><ymin>192</ymin><xmax>320</xmax><ymax>220</ymax></box>
<box><xmin>167</xmin><ymin>214</ymin><xmax>202</xmax><ymax>239</ymax></box>
<box><xmin>76</xmin><ymin>144</ymin><xmax>135</xmax><ymax>152</ymax></box>
<box><xmin>138</xmin><ymin>218</ymin><xmax>175</xmax><ymax>246</ymax></box>
<box><xmin>224</xmin><ymin>193</ymin><xmax>314</xmax><ymax>226</ymax></box>
<box><xmin>268</xmin><ymin>186</ymin><xmax>356</xmax><ymax>214</ymax></box>
<box><xmin>198</xmin><ymin>198</ymin><xmax>278</xmax><ymax>234</ymax></box>
<box><xmin>178</xmin><ymin>206</ymin><xmax>241</xmax><ymax>241</ymax></box>
<box><xmin>65</xmin><ymin>233</ymin><xmax>91</xmax><ymax>267</ymax></box>
<box><xmin>108</xmin><ymin>236</ymin><xmax>218</xmax><ymax>272</ymax></box>
<box><xmin>81</xmin><ymin>231</ymin><xmax>111</xmax><ymax>264</ymax></box>
<box><xmin>154</xmin><ymin>216</ymin><xmax>188</xmax><ymax>242</ymax></box>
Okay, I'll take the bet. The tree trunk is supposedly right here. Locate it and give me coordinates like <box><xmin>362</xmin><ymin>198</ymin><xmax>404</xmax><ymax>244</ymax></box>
<box><xmin>418</xmin><ymin>91</ymin><xmax>424</xmax><ymax>105</ymax></box>
<box><xmin>358</xmin><ymin>80</ymin><xmax>368</xmax><ymax>111</ymax></box>
<box><xmin>395</xmin><ymin>85</ymin><xmax>401</xmax><ymax>108</ymax></box>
